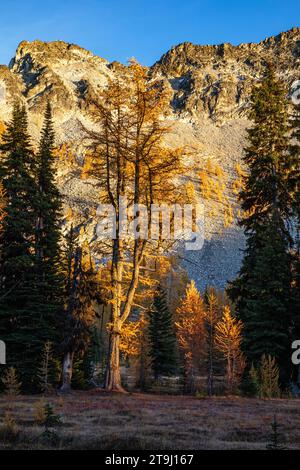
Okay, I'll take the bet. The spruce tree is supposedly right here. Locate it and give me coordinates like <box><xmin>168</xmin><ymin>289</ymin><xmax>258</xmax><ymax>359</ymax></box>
<box><xmin>26</xmin><ymin>103</ymin><xmax>63</xmax><ymax>391</ymax></box>
<box><xmin>0</xmin><ymin>182</ymin><xmax>7</xmax><ymax>277</ymax></box>
<box><xmin>148</xmin><ymin>286</ymin><xmax>177</xmax><ymax>379</ymax></box>
<box><xmin>228</xmin><ymin>66</ymin><xmax>294</xmax><ymax>380</ymax></box>
<box><xmin>0</xmin><ymin>103</ymin><xmax>63</xmax><ymax>390</ymax></box>
<box><xmin>31</xmin><ymin>102</ymin><xmax>64</xmax><ymax>364</ymax></box>
<box><xmin>34</xmin><ymin>102</ymin><xmax>62</xmax><ymax>275</ymax></box>
<box><xmin>288</xmin><ymin>99</ymin><xmax>300</xmax><ymax>215</ymax></box>
<box><xmin>0</xmin><ymin>103</ymin><xmax>39</xmax><ymax>389</ymax></box>
<box><xmin>289</xmin><ymin>99</ymin><xmax>300</xmax><ymax>385</ymax></box>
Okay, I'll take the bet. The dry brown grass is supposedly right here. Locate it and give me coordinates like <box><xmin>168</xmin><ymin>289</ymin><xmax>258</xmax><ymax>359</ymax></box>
<box><xmin>0</xmin><ymin>391</ymin><xmax>299</xmax><ymax>450</ymax></box>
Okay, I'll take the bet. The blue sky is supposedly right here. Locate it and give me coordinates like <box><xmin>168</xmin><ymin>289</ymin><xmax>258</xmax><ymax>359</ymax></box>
<box><xmin>0</xmin><ymin>0</ymin><xmax>299</xmax><ymax>66</ymax></box>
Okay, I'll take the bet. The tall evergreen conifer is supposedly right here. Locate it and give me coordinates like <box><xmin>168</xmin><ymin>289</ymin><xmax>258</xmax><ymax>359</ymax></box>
<box><xmin>35</xmin><ymin>102</ymin><xmax>62</xmax><ymax>271</ymax></box>
<box><xmin>32</xmin><ymin>102</ymin><xmax>63</xmax><ymax>353</ymax></box>
<box><xmin>148</xmin><ymin>286</ymin><xmax>177</xmax><ymax>379</ymax></box>
<box><xmin>0</xmin><ymin>103</ymin><xmax>38</xmax><ymax>388</ymax></box>
<box><xmin>289</xmin><ymin>98</ymin><xmax>300</xmax><ymax>384</ymax></box>
<box><xmin>228</xmin><ymin>66</ymin><xmax>294</xmax><ymax>380</ymax></box>
<box><xmin>0</xmin><ymin>103</ymin><xmax>62</xmax><ymax>390</ymax></box>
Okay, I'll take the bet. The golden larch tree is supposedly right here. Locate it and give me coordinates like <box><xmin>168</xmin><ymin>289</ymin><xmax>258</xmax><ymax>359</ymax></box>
<box><xmin>204</xmin><ymin>287</ymin><xmax>221</xmax><ymax>396</ymax></box>
<box><xmin>175</xmin><ymin>280</ymin><xmax>206</xmax><ymax>393</ymax></box>
<box><xmin>215</xmin><ymin>306</ymin><xmax>245</xmax><ymax>394</ymax></box>
<box><xmin>85</xmin><ymin>60</ymin><xmax>185</xmax><ymax>391</ymax></box>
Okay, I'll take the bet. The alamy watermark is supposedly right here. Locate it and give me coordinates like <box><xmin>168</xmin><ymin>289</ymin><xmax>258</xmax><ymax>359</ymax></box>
<box><xmin>96</xmin><ymin>196</ymin><xmax>205</xmax><ymax>251</ymax></box>
<box><xmin>0</xmin><ymin>340</ymin><xmax>6</xmax><ymax>364</ymax></box>
<box><xmin>291</xmin><ymin>81</ymin><xmax>300</xmax><ymax>105</ymax></box>
<box><xmin>0</xmin><ymin>84</ymin><xmax>5</xmax><ymax>102</ymax></box>
<box><xmin>291</xmin><ymin>340</ymin><xmax>300</xmax><ymax>365</ymax></box>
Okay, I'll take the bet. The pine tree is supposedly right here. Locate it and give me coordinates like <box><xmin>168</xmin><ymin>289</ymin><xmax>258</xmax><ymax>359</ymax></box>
<box><xmin>148</xmin><ymin>286</ymin><xmax>177</xmax><ymax>380</ymax></box>
<box><xmin>0</xmin><ymin>103</ymin><xmax>63</xmax><ymax>390</ymax></box>
<box><xmin>35</xmin><ymin>102</ymin><xmax>62</xmax><ymax>270</ymax></box>
<box><xmin>228</xmin><ymin>66</ymin><xmax>294</xmax><ymax>380</ymax></box>
<box><xmin>289</xmin><ymin>99</ymin><xmax>300</xmax><ymax>386</ymax></box>
<box><xmin>0</xmin><ymin>103</ymin><xmax>40</xmax><ymax>390</ymax></box>
<box><xmin>30</xmin><ymin>102</ymin><xmax>64</xmax><ymax>376</ymax></box>
<box><xmin>288</xmin><ymin>99</ymin><xmax>300</xmax><ymax>215</ymax></box>
<box><xmin>249</xmin><ymin>363</ymin><xmax>260</xmax><ymax>397</ymax></box>
<box><xmin>0</xmin><ymin>181</ymin><xmax>7</xmax><ymax>269</ymax></box>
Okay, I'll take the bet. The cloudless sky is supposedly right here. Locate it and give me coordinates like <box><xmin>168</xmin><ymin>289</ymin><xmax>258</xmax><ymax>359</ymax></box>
<box><xmin>0</xmin><ymin>0</ymin><xmax>299</xmax><ymax>66</ymax></box>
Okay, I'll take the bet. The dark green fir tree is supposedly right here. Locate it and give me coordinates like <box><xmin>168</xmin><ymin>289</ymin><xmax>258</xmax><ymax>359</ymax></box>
<box><xmin>0</xmin><ymin>103</ymin><xmax>39</xmax><ymax>389</ymax></box>
<box><xmin>0</xmin><ymin>103</ymin><xmax>63</xmax><ymax>391</ymax></box>
<box><xmin>29</xmin><ymin>102</ymin><xmax>64</xmax><ymax>389</ymax></box>
<box><xmin>34</xmin><ymin>102</ymin><xmax>62</xmax><ymax>276</ymax></box>
<box><xmin>148</xmin><ymin>286</ymin><xmax>177</xmax><ymax>380</ymax></box>
<box><xmin>228</xmin><ymin>66</ymin><xmax>294</xmax><ymax>382</ymax></box>
<box><xmin>289</xmin><ymin>98</ymin><xmax>300</xmax><ymax>386</ymax></box>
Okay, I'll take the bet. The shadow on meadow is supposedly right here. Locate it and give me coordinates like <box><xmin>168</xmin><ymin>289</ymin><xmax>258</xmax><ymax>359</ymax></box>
<box><xmin>0</xmin><ymin>391</ymin><xmax>298</xmax><ymax>450</ymax></box>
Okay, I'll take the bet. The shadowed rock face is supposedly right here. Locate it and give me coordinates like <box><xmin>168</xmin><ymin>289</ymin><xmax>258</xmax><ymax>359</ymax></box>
<box><xmin>0</xmin><ymin>29</ymin><xmax>299</xmax><ymax>289</ymax></box>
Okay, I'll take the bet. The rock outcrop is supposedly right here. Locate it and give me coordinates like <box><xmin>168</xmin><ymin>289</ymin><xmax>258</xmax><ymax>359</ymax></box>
<box><xmin>0</xmin><ymin>28</ymin><xmax>300</xmax><ymax>289</ymax></box>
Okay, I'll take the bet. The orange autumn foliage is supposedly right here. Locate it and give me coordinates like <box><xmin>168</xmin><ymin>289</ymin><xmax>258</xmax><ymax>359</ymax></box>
<box><xmin>81</xmin><ymin>152</ymin><xmax>94</xmax><ymax>180</ymax></box>
<box><xmin>232</xmin><ymin>163</ymin><xmax>246</xmax><ymax>195</ymax></box>
<box><xmin>0</xmin><ymin>121</ymin><xmax>6</xmax><ymax>142</ymax></box>
<box><xmin>82</xmin><ymin>60</ymin><xmax>186</xmax><ymax>390</ymax></box>
<box><xmin>175</xmin><ymin>281</ymin><xmax>206</xmax><ymax>392</ymax></box>
<box><xmin>199</xmin><ymin>160</ymin><xmax>235</xmax><ymax>228</ymax></box>
<box><xmin>119</xmin><ymin>314</ymin><xmax>148</xmax><ymax>359</ymax></box>
<box><xmin>53</xmin><ymin>143</ymin><xmax>77</xmax><ymax>167</ymax></box>
<box><xmin>215</xmin><ymin>306</ymin><xmax>245</xmax><ymax>393</ymax></box>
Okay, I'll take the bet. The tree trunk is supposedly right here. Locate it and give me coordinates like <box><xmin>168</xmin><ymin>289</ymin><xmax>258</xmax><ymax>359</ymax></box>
<box><xmin>60</xmin><ymin>351</ymin><xmax>74</xmax><ymax>393</ymax></box>
<box><xmin>207</xmin><ymin>364</ymin><xmax>213</xmax><ymax>397</ymax></box>
<box><xmin>138</xmin><ymin>338</ymin><xmax>147</xmax><ymax>391</ymax></box>
<box><xmin>297</xmin><ymin>364</ymin><xmax>300</xmax><ymax>388</ymax></box>
<box><xmin>103</xmin><ymin>236</ymin><xmax>143</xmax><ymax>392</ymax></box>
<box><xmin>104</xmin><ymin>330</ymin><xmax>126</xmax><ymax>392</ymax></box>
<box><xmin>207</xmin><ymin>332</ymin><xmax>214</xmax><ymax>396</ymax></box>
<box><xmin>227</xmin><ymin>354</ymin><xmax>233</xmax><ymax>394</ymax></box>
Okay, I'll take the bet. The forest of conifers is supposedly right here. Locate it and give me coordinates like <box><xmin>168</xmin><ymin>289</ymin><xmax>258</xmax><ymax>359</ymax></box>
<box><xmin>0</xmin><ymin>62</ymin><xmax>299</xmax><ymax>403</ymax></box>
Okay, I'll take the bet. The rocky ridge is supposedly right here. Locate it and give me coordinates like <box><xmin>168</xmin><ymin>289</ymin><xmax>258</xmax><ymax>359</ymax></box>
<box><xmin>0</xmin><ymin>28</ymin><xmax>300</xmax><ymax>289</ymax></box>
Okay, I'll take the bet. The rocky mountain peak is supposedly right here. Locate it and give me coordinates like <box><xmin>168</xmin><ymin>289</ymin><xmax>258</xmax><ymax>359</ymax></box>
<box><xmin>11</xmin><ymin>39</ymin><xmax>95</xmax><ymax>68</ymax></box>
<box><xmin>151</xmin><ymin>27</ymin><xmax>300</xmax><ymax>122</ymax></box>
<box><xmin>2</xmin><ymin>39</ymin><xmax>114</xmax><ymax>136</ymax></box>
<box><xmin>0</xmin><ymin>29</ymin><xmax>299</xmax><ymax>289</ymax></box>
<box><xmin>153</xmin><ymin>27</ymin><xmax>300</xmax><ymax>74</ymax></box>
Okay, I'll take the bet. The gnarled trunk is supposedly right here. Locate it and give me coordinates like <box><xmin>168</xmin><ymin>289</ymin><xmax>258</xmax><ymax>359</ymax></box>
<box><xmin>60</xmin><ymin>351</ymin><xmax>74</xmax><ymax>393</ymax></box>
<box><xmin>104</xmin><ymin>330</ymin><xmax>125</xmax><ymax>392</ymax></box>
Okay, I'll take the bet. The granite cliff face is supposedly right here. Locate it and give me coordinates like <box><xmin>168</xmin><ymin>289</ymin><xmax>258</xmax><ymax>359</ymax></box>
<box><xmin>0</xmin><ymin>29</ymin><xmax>300</xmax><ymax>289</ymax></box>
<box><xmin>152</xmin><ymin>28</ymin><xmax>300</xmax><ymax>120</ymax></box>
